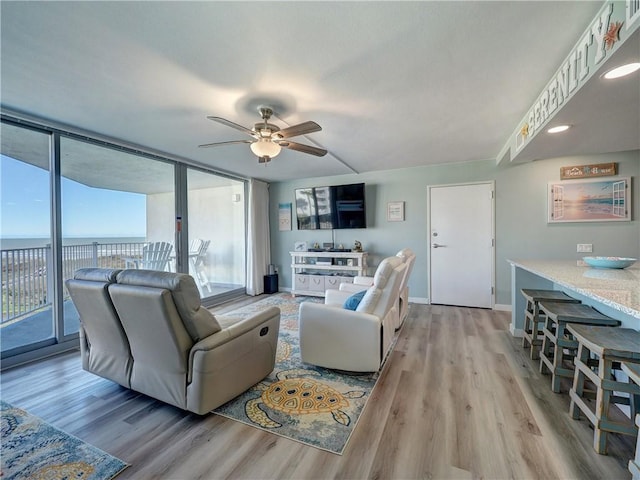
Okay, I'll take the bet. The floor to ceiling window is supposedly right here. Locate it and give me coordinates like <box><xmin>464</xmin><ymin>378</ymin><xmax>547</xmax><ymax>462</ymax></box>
<box><xmin>1</xmin><ymin>123</ymin><xmax>55</xmax><ymax>355</ymax></box>
<box><xmin>1</xmin><ymin>117</ymin><xmax>248</xmax><ymax>367</ymax></box>
<box><xmin>187</xmin><ymin>168</ymin><xmax>246</xmax><ymax>302</ymax></box>
<box><xmin>60</xmin><ymin>137</ymin><xmax>176</xmax><ymax>335</ymax></box>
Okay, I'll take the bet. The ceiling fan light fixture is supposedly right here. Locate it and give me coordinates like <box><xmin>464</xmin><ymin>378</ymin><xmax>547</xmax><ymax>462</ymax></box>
<box><xmin>547</xmin><ymin>125</ymin><xmax>570</xmax><ymax>134</ymax></box>
<box><xmin>603</xmin><ymin>62</ymin><xmax>640</xmax><ymax>79</ymax></box>
<box><xmin>250</xmin><ymin>138</ymin><xmax>282</xmax><ymax>158</ymax></box>
<box><xmin>202</xmin><ymin>107</ymin><xmax>325</xmax><ymax>161</ymax></box>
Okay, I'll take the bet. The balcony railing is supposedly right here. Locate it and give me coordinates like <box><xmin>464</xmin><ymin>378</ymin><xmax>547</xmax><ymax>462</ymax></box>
<box><xmin>1</xmin><ymin>242</ymin><xmax>144</xmax><ymax>324</ymax></box>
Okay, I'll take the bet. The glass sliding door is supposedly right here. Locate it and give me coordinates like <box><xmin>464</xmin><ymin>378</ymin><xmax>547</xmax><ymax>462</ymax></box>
<box><xmin>60</xmin><ymin>137</ymin><xmax>175</xmax><ymax>335</ymax></box>
<box><xmin>1</xmin><ymin>114</ymin><xmax>248</xmax><ymax>366</ymax></box>
<box><xmin>186</xmin><ymin>168</ymin><xmax>245</xmax><ymax>301</ymax></box>
<box><xmin>1</xmin><ymin>123</ymin><xmax>55</xmax><ymax>355</ymax></box>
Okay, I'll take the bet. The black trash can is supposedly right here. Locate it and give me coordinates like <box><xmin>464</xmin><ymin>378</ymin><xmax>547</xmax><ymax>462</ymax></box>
<box><xmin>264</xmin><ymin>274</ymin><xmax>278</xmax><ymax>294</ymax></box>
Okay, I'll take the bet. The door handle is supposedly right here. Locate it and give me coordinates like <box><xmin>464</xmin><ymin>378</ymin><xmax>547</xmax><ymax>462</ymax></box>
<box><xmin>432</xmin><ymin>243</ymin><xmax>446</xmax><ymax>248</ymax></box>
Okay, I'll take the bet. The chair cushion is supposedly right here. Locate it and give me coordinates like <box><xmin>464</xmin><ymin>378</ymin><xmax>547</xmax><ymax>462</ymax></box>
<box><xmin>116</xmin><ymin>269</ymin><xmax>221</xmax><ymax>341</ymax></box>
<box><xmin>343</xmin><ymin>290</ymin><xmax>366</xmax><ymax>310</ymax></box>
<box><xmin>373</xmin><ymin>257</ymin><xmax>401</xmax><ymax>288</ymax></box>
<box><xmin>356</xmin><ymin>287</ymin><xmax>381</xmax><ymax>314</ymax></box>
<box><xmin>396</xmin><ymin>248</ymin><xmax>412</xmax><ymax>261</ymax></box>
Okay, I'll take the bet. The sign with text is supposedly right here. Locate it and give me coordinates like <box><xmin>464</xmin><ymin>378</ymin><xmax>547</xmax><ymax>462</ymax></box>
<box><xmin>560</xmin><ymin>162</ymin><xmax>617</xmax><ymax>179</ymax></box>
<box><xmin>503</xmin><ymin>1</ymin><xmax>639</xmax><ymax>161</ymax></box>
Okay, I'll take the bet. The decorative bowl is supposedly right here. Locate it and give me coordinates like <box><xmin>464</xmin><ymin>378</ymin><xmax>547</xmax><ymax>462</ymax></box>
<box><xmin>583</xmin><ymin>256</ymin><xmax>637</xmax><ymax>269</ymax></box>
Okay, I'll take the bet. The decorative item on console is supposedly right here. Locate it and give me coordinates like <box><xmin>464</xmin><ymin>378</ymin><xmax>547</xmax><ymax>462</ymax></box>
<box><xmin>353</xmin><ymin>240</ymin><xmax>363</xmax><ymax>252</ymax></box>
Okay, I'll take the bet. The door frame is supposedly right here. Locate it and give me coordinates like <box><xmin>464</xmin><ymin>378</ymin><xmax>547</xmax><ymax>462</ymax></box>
<box><xmin>427</xmin><ymin>181</ymin><xmax>496</xmax><ymax>308</ymax></box>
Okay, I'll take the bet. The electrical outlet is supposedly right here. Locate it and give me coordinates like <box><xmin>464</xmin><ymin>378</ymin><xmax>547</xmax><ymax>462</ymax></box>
<box><xmin>577</xmin><ymin>244</ymin><xmax>592</xmax><ymax>253</ymax></box>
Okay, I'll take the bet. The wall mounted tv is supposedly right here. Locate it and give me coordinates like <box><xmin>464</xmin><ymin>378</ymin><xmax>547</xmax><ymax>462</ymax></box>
<box><xmin>295</xmin><ymin>183</ymin><xmax>366</xmax><ymax>230</ymax></box>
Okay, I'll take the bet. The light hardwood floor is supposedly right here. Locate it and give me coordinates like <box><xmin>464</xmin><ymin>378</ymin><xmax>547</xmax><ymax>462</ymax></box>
<box><xmin>1</xmin><ymin>297</ymin><xmax>634</xmax><ymax>479</ymax></box>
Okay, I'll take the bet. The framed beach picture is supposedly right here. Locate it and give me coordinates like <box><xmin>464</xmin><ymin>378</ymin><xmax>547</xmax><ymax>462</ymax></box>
<box><xmin>547</xmin><ymin>177</ymin><xmax>630</xmax><ymax>223</ymax></box>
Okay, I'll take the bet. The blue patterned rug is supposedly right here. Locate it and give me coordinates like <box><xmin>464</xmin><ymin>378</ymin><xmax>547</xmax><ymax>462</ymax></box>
<box><xmin>1</xmin><ymin>401</ymin><xmax>128</xmax><ymax>480</ymax></box>
<box><xmin>213</xmin><ymin>293</ymin><xmax>382</xmax><ymax>455</ymax></box>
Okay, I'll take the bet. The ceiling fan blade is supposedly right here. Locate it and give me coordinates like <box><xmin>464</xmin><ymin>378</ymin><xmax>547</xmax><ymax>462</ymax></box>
<box><xmin>198</xmin><ymin>140</ymin><xmax>252</xmax><ymax>148</ymax></box>
<box><xmin>207</xmin><ymin>116</ymin><xmax>256</xmax><ymax>137</ymax></box>
<box><xmin>276</xmin><ymin>121</ymin><xmax>322</xmax><ymax>139</ymax></box>
<box><xmin>279</xmin><ymin>141</ymin><xmax>327</xmax><ymax>157</ymax></box>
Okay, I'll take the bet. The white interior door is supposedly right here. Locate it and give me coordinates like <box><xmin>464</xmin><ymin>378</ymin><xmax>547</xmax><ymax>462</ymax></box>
<box><xmin>428</xmin><ymin>182</ymin><xmax>494</xmax><ymax>308</ymax></box>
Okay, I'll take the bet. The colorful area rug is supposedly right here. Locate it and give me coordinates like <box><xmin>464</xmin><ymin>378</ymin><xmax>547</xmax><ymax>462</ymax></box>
<box><xmin>213</xmin><ymin>293</ymin><xmax>381</xmax><ymax>455</ymax></box>
<box><xmin>1</xmin><ymin>401</ymin><xmax>128</xmax><ymax>480</ymax></box>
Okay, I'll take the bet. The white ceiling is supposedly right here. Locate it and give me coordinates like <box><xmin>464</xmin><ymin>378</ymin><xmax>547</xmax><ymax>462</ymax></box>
<box><xmin>1</xmin><ymin>1</ymin><xmax>637</xmax><ymax>183</ymax></box>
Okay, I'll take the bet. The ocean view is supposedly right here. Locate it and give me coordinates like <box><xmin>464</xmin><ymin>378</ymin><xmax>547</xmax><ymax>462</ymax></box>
<box><xmin>1</xmin><ymin>237</ymin><xmax>147</xmax><ymax>324</ymax></box>
<box><xmin>1</xmin><ymin>237</ymin><xmax>146</xmax><ymax>250</ymax></box>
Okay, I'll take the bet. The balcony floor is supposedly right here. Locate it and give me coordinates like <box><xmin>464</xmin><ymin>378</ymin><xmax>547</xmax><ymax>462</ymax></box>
<box><xmin>1</xmin><ymin>300</ymin><xmax>80</xmax><ymax>353</ymax></box>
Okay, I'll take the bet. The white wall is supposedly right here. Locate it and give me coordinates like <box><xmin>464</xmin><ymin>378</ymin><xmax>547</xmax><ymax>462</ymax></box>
<box><xmin>269</xmin><ymin>150</ymin><xmax>639</xmax><ymax>306</ymax></box>
<box><xmin>146</xmin><ymin>192</ymin><xmax>174</xmax><ymax>245</ymax></box>
<box><xmin>187</xmin><ymin>184</ymin><xmax>245</xmax><ymax>285</ymax></box>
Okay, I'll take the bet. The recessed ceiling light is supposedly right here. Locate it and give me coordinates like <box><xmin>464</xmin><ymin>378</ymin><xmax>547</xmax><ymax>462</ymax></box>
<box><xmin>603</xmin><ymin>62</ymin><xmax>640</xmax><ymax>79</ymax></box>
<box><xmin>547</xmin><ymin>125</ymin><xmax>570</xmax><ymax>133</ymax></box>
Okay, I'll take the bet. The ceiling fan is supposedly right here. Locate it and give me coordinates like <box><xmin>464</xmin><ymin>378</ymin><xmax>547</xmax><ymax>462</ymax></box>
<box><xmin>199</xmin><ymin>106</ymin><xmax>327</xmax><ymax>164</ymax></box>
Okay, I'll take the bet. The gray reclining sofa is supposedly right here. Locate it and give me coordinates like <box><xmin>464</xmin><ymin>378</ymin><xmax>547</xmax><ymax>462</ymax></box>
<box><xmin>66</xmin><ymin>268</ymin><xmax>280</xmax><ymax>415</ymax></box>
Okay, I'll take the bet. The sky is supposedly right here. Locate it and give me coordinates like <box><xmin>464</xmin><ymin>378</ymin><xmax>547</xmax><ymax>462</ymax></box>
<box><xmin>1</xmin><ymin>154</ymin><xmax>146</xmax><ymax>238</ymax></box>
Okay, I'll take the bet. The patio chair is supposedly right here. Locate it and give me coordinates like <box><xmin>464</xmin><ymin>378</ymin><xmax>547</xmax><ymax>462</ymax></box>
<box><xmin>190</xmin><ymin>239</ymin><xmax>211</xmax><ymax>292</ymax></box>
<box><xmin>126</xmin><ymin>241</ymin><xmax>174</xmax><ymax>271</ymax></box>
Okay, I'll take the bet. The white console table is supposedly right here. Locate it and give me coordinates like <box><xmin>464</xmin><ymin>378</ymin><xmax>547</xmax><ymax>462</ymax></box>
<box><xmin>290</xmin><ymin>251</ymin><xmax>368</xmax><ymax>297</ymax></box>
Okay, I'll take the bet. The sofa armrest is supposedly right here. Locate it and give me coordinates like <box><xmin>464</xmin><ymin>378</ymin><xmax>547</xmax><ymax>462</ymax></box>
<box><xmin>300</xmin><ymin>301</ymin><xmax>379</xmax><ymax>327</ymax></box>
<box><xmin>185</xmin><ymin>306</ymin><xmax>280</xmax><ymax>413</ymax></box>
<box><xmin>191</xmin><ymin>306</ymin><xmax>280</xmax><ymax>352</ymax></box>
<box><xmin>338</xmin><ymin>283</ymin><xmax>368</xmax><ymax>294</ymax></box>
<box><xmin>353</xmin><ymin>276</ymin><xmax>374</xmax><ymax>286</ymax></box>
<box><xmin>324</xmin><ymin>288</ymin><xmax>354</xmax><ymax>306</ymax></box>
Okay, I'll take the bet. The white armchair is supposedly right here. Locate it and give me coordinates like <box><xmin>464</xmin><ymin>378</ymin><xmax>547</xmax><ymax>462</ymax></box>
<box><xmin>298</xmin><ymin>256</ymin><xmax>406</xmax><ymax>372</ymax></box>
<box><xmin>338</xmin><ymin>248</ymin><xmax>416</xmax><ymax>329</ymax></box>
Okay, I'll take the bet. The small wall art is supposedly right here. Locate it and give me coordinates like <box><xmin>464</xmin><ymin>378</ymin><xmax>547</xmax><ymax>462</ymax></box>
<box><xmin>547</xmin><ymin>177</ymin><xmax>629</xmax><ymax>223</ymax></box>
<box><xmin>387</xmin><ymin>201</ymin><xmax>405</xmax><ymax>222</ymax></box>
<box><xmin>279</xmin><ymin>203</ymin><xmax>292</xmax><ymax>231</ymax></box>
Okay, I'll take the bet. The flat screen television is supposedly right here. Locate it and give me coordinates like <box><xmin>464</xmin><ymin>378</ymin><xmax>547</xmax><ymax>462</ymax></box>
<box><xmin>295</xmin><ymin>183</ymin><xmax>366</xmax><ymax>230</ymax></box>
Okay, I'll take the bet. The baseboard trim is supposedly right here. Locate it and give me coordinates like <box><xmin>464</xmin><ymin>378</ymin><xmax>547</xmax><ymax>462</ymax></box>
<box><xmin>510</xmin><ymin>325</ymin><xmax>524</xmax><ymax>338</ymax></box>
<box><xmin>409</xmin><ymin>297</ymin><xmax>429</xmax><ymax>305</ymax></box>
<box><xmin>494</xmin><ymin>303</ymin><xmax>512</xmax><ymax>312</ymax></box>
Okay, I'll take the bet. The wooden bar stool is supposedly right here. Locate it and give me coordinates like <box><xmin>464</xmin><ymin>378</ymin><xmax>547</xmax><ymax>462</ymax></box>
<box><xmin>538</xmin><ymin>302</ymin><xmax>620</xmax><ymax>393</ymax></box>
<box><xmin>622</xmin><ymin>362</ymin><xmax>640</xmax><ymax>479</ymax></box>
<box><xmin>520</xmin><ymin>289</ymin><xmax>579</xmax><ymax>360</ymax></box>
<box><xmin>568</xmin><ymin>324</ymin><xmax>640</xmax><ymax>454</ymax></box>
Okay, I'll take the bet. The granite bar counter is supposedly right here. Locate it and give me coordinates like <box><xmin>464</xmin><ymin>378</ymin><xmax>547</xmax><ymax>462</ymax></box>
<box><xmin>508</xmin><ymin>259</ymin><xmax>640</xmax><ymax>335</ymax></box>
